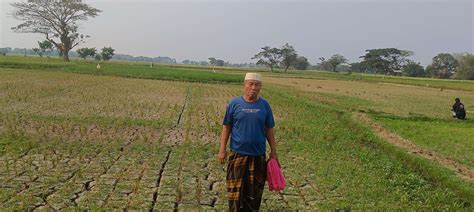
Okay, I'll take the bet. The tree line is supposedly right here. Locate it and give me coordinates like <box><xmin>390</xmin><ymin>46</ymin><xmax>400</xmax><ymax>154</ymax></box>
<box><xmin>252</xmin><ymin>44</ymin><xmax>474</xmax><ymax>80</ymax></box>
<box><xmin>0</xmin><ymin>46</ymin><xmax>177</xmax><ymax>64</ymax></box>
<box><xmin>252</xmin><ymin>43</ymin><xmax>310</xmax><ymax>72</ymax></box>
<box><xmin>76</xmin><ymin>47</ymin><xmax>115</xmax><ymax>61</ymax></box>
<box><xmin>8</xmin><ymin>0</ymin><xmax>473</xmax><ymax>80</ymax></box>
<box><xmin>20</xmin><ymin>40</ymin><xmax>116</xmax><ymax>62</ymax></box>
<box><xmin>1</xmin><ymin>44</ymin><xmax>114</xmax><ymax>62</ymax></box>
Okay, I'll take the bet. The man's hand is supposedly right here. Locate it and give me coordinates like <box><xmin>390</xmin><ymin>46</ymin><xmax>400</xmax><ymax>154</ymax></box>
<box><xmin>266</xmin><ymin>128</ymin><xmax>277</xmax><ymax>162</ymax></box>
<box><xmin>218</xmin><ymin>149</ymin><xmax>227</xmax><ymax>165</ymax></box>
<box><xmin>219</xmin><ymin>125</ymin><xmax>231</xmax><ymax>165</ymax></box>
<box><xmin>270</xmin><ymin>151</ymin><xmax>278</xmax><ymax>162</ymax></box>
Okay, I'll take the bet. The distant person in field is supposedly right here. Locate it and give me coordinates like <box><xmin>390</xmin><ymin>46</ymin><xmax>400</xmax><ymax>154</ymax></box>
<box><xmin>218</xmin><ymin>72</ymin><xmax>277</xmax><ymax>211</ymax></box>
<box><xmin>452</xmin><ymin>98</ymin><xmax>466</xmax><ymax>119</ymax></box>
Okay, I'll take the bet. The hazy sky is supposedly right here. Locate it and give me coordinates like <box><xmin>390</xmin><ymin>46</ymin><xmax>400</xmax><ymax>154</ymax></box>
<box><xmin>1</xmin><ymin>0</ymin><xmax>473</xmax><ymax>65</ymax></box>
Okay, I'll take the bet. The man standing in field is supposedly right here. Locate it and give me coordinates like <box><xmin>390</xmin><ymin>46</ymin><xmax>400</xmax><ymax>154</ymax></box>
<box><xmin>218</xmin><ymin>72</ymin><xmax>277</xmax><ymax>211</ymax></box>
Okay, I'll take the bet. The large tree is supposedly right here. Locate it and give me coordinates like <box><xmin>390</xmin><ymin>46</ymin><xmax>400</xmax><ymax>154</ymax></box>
<box><xmin>11</xmin><ymin>0</ymin><xmax>101</xmax><ymax>62</ymax></box>
<box><xmin>428</xmin><ymin>53</ymin><xmax>458</xmax><ymax>79</ymax></box>
<box><xmin>252</xmin><ymin>46</ymin><xmax>282</xmax><ymax>72</ymax></box>
<box><xmin>208</xmin><ymin>57</ymin><xmax>225</xmax><ymax>66</ymax></box>
<box><xmin>33</xmin><ymin>40</ymin><xmax>53</xmax><ymax>57</ymax></box>
<box><xmin>350</xmin><ymin>62</ymin><xmax>370</xmax><ymax>73</ymax></box>
<box><xmin>215</xmin><ymin>59</ymin><xmax>225</xmax><ymax>66</ymax></box>
<box><xmin>402</xmin><ymin>60</ymin><xmax>426</xmax><ymax>77</ymax></box>
<box><xmin>77</xmin><ymin>47</ymin><xmax>96</xmax><ymax>60</ymax></box>
<box><xmin>208</xmin><ymin>57</ymin><xmax>217</xmax><ymax>66</ymax></box>
<box><xmin>292</xmin><ymin>56</ymin><xmax>310</xmax><ymax>70</ymax></box>
<box><xmin>454</xmin><ymin>54</ymin><xmax>474</xmax><ymax>80</ymax></box>
<box><xmin>280</xmin><ymin>43</ymin><xmax>298</xmax><ymax>73</ymax></box>
<box><xmin>327</xmin><ymin>54</ymin><xmax>348</xmax><ymax>72</ymax></box>
<box><xmin>360</xmin><ymin>48</ymin><xmax>412</xmax><ymax>75</ymax></box>
<box><xmin>315</xmin><ymin>57</ymin><xmax>332</xmax><ymax>71</ymax></box>
<box><xmin>100</xmin><ymin>47</ymin><xmax>115</xmax><ymax>61</ymax></box>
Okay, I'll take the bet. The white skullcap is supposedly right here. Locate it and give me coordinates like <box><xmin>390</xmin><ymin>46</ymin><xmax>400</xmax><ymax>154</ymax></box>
<box><xmin>244</xmin><ymin>72</ymin><xmax>262</xmax><ymax>81</ymax></box>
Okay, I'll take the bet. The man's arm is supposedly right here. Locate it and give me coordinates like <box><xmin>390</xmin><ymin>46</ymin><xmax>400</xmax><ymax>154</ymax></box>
<box><xmin>266</xmin><ymin>127</ymin><xmax>277</xmax><ymax>161</ymax></box>
<box><xmin>218</xmin><ymin>125</ymin><xmax>231</xmax><ymax>164</ymax></box>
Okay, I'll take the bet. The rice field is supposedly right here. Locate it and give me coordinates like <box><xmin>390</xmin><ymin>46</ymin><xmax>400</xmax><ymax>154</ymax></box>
<box><xmin>267</xmin><ymin>76</ymin><xmax>474</xmax><ymax>167</ymax></box>
<box><xmin>0</xmin><ymin>57</ymin><xmax>473</xmax><ymax>210</ymax></box>
<box><xmin>266</xmin><ymin>77</ymin><xmax>474</xmax><ymax>118</ymax></box>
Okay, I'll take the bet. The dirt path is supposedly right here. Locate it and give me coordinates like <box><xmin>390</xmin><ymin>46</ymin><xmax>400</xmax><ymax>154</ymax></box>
<box><xmin>353</xmin><ymin>112</ymin><xmax>474</xmax><ymax>182</ymax></box>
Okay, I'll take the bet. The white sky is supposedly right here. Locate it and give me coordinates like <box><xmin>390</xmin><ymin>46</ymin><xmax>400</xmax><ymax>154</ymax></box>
<box><xmin>1</xmin><ymin>0</ymin><xmax>473</xmax><ymax>65</ymax></box>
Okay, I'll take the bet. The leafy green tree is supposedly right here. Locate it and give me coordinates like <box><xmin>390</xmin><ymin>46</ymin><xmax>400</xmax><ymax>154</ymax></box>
<box><xmin>454</xmin><ymin>54</ymin><xmax>474</xmax><ymax>80</ymax></box>
<box><xmin>335</xmin><ymin>64</ymin><xmax>351</xmax><ymax>72</ymax></box>
<box><xmin>208</xmin><ymin>57</ymin><xmax>225</xmax><ymax>66</ymax></box>
<box><xmin>77</xmin><ymin>47</ymin><xmax>97</xmax><ymax>60</ymax></box>
<box><xmin>208</xmin><ymin>57</ymin><xmax>217</xmax><ymax>66</ymax></box>
<box><xmin>315</xmin><ymin>57</ymin><xmax>332</xmax><ymax>71</ymax></box>
<box><xmin>39</xmin><ymin>40</ymin><xmax>53</xmax><ymax>51</ymax></box>
<box><xmin>425</xmin><ymin>65</ymin><xmax>434</xmax><ymax>77</ymax></box>
<box><xmin>252</xmin><ymin>46</ymin><xmax>282</xmax><ymax>72</ymax></box>
<box><xmin>360</xmin><ymin>48</ymin><xmax>413</xmax><ymax>75</ymax></box>
<box><xmin>32</xmin><ymin>48</ymin><xmax>41</xmax><ymax>57</ymax></box>
<box><xmin>327</xmin><ymin>54</ymin><xmax>348</xmax><ymax>72</ymax></box>
<box><xmin>39</xmin><ymin>40</ymin><xmax>53</xmax><ymax>57</ymax></box>
<box><xmin>100</xmin><ymin>47</ymin><xmax>115</xmax><ymax>61</ymax></box>
<box><xmin>402</xmin><ymin>61</ymin><xmax>426</xmax><ymax>77</ymax></box>
<box><xmin>216</xmin><ymin>59</ymin><xmax>225</xmax><ymax>66</ymax></box>
<box><xmin>280</xmin><ymin>43</ymin><xmax>298</xmax><ymax>73</ymax></box>
<box><xmin>429</xmin><ymin>53</ymin><xmax>458</xmax><ymax>79</ymax></box>
<box><xmin>32</xmin><ymin>40</ymin><xmax>53</xmax><ymax>57</ymax></box>
<box><xmin>292</xmin><ymin>56</ymin><xmax>310</xmax><ymax>70</ymax></box>
<box><xmin>11</xmin><ymin>0</ymin><xmax>101</xmax><ymax>62</ymax></box>
<box><xmin>350</xmin><ymin>62</ymin><xmax>370</xmax><ymax>73</ymax></box>
<box><xmin>94</xmin><ymin>54</ymin><xmax>102</xmax><ymax>61</ymax></box>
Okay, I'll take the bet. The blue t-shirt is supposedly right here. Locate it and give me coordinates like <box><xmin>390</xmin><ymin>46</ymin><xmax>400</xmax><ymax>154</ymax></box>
<box><xmin>223</xmin><ymin>96</ymin><xmax>275</xmax><ymax>156</ymax></box>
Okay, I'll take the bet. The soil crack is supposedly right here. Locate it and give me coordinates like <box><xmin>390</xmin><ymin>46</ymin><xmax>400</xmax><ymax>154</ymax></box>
<box><xmin>176</xmin><ymin>87</ymin><xmax>191</xmax><ymax>126</ymax></box>
<box><xmin>149</xmin><ymin>148</ymin><xmax>172</xmax><ymax>211</ymax></box>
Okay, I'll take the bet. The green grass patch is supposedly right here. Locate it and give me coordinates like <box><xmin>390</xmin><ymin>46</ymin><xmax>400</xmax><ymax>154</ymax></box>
<box><xmin>262</xmin><ymin>85</ymin><xmax>471</xmax><ymax>209</ymax></box>
<box><xmin>351</xmin><ymin>118</ymin><xmax>474</xmax><ymax>207</ymax></box>
<box><xmin>373</xmin><ymin>114</ymin><xmax>474</xmax><ymax>169</ymax></box>
<box><xmin>0</xmin><ymin>56</ymin><xmax>243</xmax><ymax>83</ymax></box>
<box><xmin>3</xmin><ymin>55</ymin><xmax>474</xmax><ymax>90</ymax></box>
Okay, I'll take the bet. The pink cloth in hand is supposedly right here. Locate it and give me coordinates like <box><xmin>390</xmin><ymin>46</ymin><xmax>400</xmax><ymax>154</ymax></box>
<box><xmin>267</xmin><ymin>159</ymin><xmax>286</xmax><ymax>192</ymax></box>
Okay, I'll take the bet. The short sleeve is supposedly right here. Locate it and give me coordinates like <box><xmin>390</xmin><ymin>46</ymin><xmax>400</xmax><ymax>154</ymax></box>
<box><xmin>223</xmin><ymin>102</ymin><xmax>234</xmax><ymax>125</ymax></box>
<box><xmin>265</xmin><ymin>103</ymin><xmax>275</xmax><ymax>128</ymax></box>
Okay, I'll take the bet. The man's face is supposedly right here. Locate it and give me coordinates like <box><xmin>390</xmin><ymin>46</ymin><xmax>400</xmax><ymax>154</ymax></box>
<box><xmin>243</xmin><ymin>80</ymin><xmax>262</xmax><ymax>98</ymax></box>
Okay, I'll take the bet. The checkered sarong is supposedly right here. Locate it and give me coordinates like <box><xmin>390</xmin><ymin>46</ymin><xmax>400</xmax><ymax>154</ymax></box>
<box><xmin>226</xmin><ymin>152</ymin><xmax>266</xmax><ymax>211</ymax></box>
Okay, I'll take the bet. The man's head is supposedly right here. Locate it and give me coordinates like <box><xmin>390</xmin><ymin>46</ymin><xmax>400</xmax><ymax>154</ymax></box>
<box><xmin>455</xmin><ymin>97</ymin><xmax>461</xmax><ymax>103</ymax></box>
<box><xmin>243</xmin><ymin>73</ymin><xmax>262</xmax><ymax>100</ymax></box>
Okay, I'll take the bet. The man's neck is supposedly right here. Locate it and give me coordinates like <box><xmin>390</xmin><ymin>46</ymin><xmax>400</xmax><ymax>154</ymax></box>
<box><xmin>243</xmin><ymin>95</ymin><xmax>259</xmax><ymax>102</ymax></box>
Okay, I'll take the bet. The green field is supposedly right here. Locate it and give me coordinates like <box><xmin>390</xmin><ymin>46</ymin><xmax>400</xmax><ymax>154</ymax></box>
<box><xmin>0</xmin><ymin>56</ymin><xmax>473</xmax><ymax>210</ymax></box>
<box><xmin>0</xmin><ymin>56</ymin><xmax>243</xmax><ymax>83</ymax></box>
<box><xmin>374</xmin><ymin>115</ymin><xmax>474</xmax><ymax>169</ymax></box>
